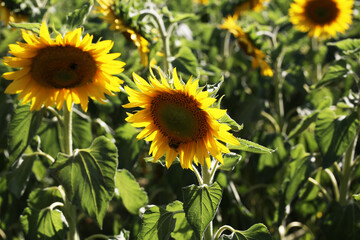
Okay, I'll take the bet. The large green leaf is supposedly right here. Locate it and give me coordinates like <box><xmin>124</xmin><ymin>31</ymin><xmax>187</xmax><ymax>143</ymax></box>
<box><xmin>115</xmin><ymin>169</ymin><xmax>148</xmax><ymax>215</ymax></box>
<box><xmin>314</xmin><ymin>60</ymin><xmax>347</xmax><ymax>88</ymax></box>
<box><xmin>137</xmin><ymin>205</ymin><xmax>176</xmax><ymax>240</ymax></box>
<box><xmin>219</xmin><ymin>224</ymin><xmax>272</xmax><ymax>240</ymax></box>
<box><xmin>166</xmin><ymin>201</ymin><xmax>196</xmax><ymax>240</ymax></box>
<box><xmin>182</xmin><ymin>182</ymin><xmax>222</xmax><ymax>239</ymax></box>
<box><xmin>8</xmin><ymin>104</ymin><xmax>44</xmax><ymax>164</ymax></box>
<box><xmin>20</xmin><ymin>187</ymin><xmax>66</xmax><ymax>240</ymax></box>
<box><xmin>21</xmin><ymin>207</ymin><xmax>68</xmax><ymax>240</ymax></box>
<box><xmin>7</xmin><ymin>155</ymin><xmax>37</xmax><ymax>198</ymax></box>
<box><xmin>315</xmin><ymin>109</ymin><xmax>359</xmax><ymax>168</ymax></box>
<box><xmin>228</xmin><ymin>138</ymin><xmax>274</xmax><ymax>154</ymax></box>
<box><xmin>328</xmin><ymin>39</ymin><xmax>360</xmax><ymax>55</ymax></box>
<box><xmin>50</xmin><ymin>136</ymin><xmax>118</xmax><ymax>227</ymax></box>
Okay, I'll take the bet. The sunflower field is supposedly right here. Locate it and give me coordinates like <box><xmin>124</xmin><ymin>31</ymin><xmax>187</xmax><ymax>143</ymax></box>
<box><xmin>1</xmin><ymin>0</ymin><xmax>360</xmax><ymax>239</ymax></box>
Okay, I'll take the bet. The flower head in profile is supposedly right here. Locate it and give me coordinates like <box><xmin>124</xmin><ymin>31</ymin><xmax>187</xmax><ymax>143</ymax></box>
<box><xmin>234</xmin><ymin>0</ymin><xmax>270</xmax><ymax>17</ymax></box>
<box><xmin>2</xmin><ymin>22</ymin><xmax>125</xmax><ymax>111</ymax></box>
<box><xmin>0</xmin><ymin>0</ymin><xmax>27</xmax><ymax>25</ymax></box>
<box><xmin>289</xmin><ymin>0</ymin><xmax>354</xmax><ymax>39</ymax></box>
<box><xmin>221</xmin><ymin>15</ymin><xmax>273</xmax><ymax>77</ymax></box>
<box><xmin>96</xmin><ymin>0</ymin><xmax>150</xmax><ymax>66</ymax></box>
<box><xmin>123</xmin><ymin>68</ymin><xmax>240</xmax><ymax>169</ymax></box>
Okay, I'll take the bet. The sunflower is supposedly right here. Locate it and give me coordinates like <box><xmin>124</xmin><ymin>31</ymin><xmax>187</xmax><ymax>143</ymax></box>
<box><xmin>123</xmin><ymin>68</ymin><xmax>240</xmax><ymax>169</ymax></box>
<box><xmin>289</xmin><ymin>0</ymin><xmax>354</xmax><ymax>39</ymax></box>
<box><xmin>234</xmin><ymin>0</ymin><xmax>269</xmax><ymax>17</ymax></box>
<box><xmin>0</xmin><ymin>0</ymin><xmax>27</xmax><ymax>25</ymax></box>
<box><xmin>2</xmin><ymin>22</ymin><xmax>125</xmax><ymax>112</ymax></box>
<box><xmin>221</xmin><ymin>15</ymin><xmax>273</xmax><ymax>77</ymax></box>
<box><xmin>96</xmin><ymin>0</ymin><xmax>150</xmax><ymax>66</ymax></box>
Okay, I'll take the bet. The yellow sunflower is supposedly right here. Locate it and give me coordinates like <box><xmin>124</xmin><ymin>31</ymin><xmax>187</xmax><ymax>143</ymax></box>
<box><xmin>0</xmin><ymin>0</ymin><xmax>27</xmax><ymax>25</ymax></box>
<box><xmin>234</xmin><ymin>0</ymin><xmax>270</xmax><ymax>17</ymax></box>
<box><xmin>96</xmin><ymin>0</ymin><xmax>150</xmax><ymax>66</ymax></box>
<box><xmin>289</xmin><ymin>0</ymin><xmax>354</xmax><ymax>39</ymax></box>
<box><xmin>123</xmin><ymin>68</ymin><xmax>240</xmax><ymax>169</ymax></box>
<box><xmin>2</xmin><ymin>22</ymin><xmax>125</xmax><ymax>112</ymax></box>
<box><xmin>221</xmin><ymin>15</ymin><xmax>273</xmax><ymax>77</ymax></box>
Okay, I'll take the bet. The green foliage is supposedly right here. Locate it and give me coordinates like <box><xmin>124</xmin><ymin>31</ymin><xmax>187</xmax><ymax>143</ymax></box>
<box><xmin>115</xmin><ymin>169</ymin><xmax>148</xmax><ymax>214</ymax></box>
<box><xmin>66</xmin><ymin>0</ymin><xmax>94</xmax><ymax>29</ymax></box>
<box><xmin>315</xmin><ymin>109</ymin><xmax>359</xmax><ymax>168</ymax></box>
<box><xmin>183</xmin><ymin>183</ymin><xmax>222</xmax><ymax>239</ymax></box>
<box><xmin>8</xmin><ymin>104</ymin><xmax>44</xmax><ymax>164</ymax></box>
<box><xmin>50</xmin><ymin>136</ymin><xmax>118</xmax><ymax>227</ymax></box>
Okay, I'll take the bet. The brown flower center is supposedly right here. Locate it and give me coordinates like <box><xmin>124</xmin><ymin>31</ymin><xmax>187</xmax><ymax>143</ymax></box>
<box><xmin>151</xmin><ymin>91</ymin><xmax>210</xmax><ymax>149</ymax></box>
<box><xmin>31</xmin><ymin>46</ymin><xmax>97</xmax><ymax>89</ymax></box>
<box><xmin>305</xmin><ymin>0</ymin><xmax>339</xmax><ymax>25</ymax></box>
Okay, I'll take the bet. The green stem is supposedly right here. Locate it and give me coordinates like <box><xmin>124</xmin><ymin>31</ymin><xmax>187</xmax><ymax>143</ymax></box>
<box><xmin>85</xmin><ymin>234</ymin><xmax>109</xmax><ymax>240</ymax></box>
<box><xmin>62</xmin><ymin>104</ymin><xmax>79</xmax><ymax>240</ymax></box>
<box><xmin>63</xmin><ymin>105</ymin><xmax>73</xmax><ymax>155</ymax></box>
<box><xmin>324</xmin><ymin>169</ymin><xmax>340</xmax><ymax>201</ymax></box>
<box><xmin>202</xmin><ymin>163</ymin><xmax>213</xmax><ymax>240</ymax></box>
<box><xmin>139</xmin><ymin>9</ymin><xmax>172</xmax><ymax>73</ymax></box>
<box><xmin>214</xmin><ymin>225</ymin><xmax>236</xmax><ymax>239</ymax></box>
<box><xmin>274</xmin><ymin>49</ymin><xmax>285</xmax><ymax>131</ymax></box>
<box><xmin>339</xmin><ymin>134</ymin><xmax>358</xmax><ymax>205</ymax></box>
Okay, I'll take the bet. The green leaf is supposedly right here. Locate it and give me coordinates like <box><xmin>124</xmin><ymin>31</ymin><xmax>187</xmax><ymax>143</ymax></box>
<box><xmin>173</xmin><ymin>46</ymin><xmax>198</xmax><ymax>76</ymax></box>
<box><xmin>166</xmin><ymin>201</ymin><xmax>196</xmax><ymax>240</ymax></box>
<box><xmin>20</xmin><ymin>187</ymin><xmax>66</xmax><ymax>240</ymax></box>
<box><xmin>72</xmin><ymin>108</ymin><xmax>92</xmax><ymax>149</ymax></box>
<box><xmin>50</xmin><ymin>136</ymin><xmax>118</xmax><ymax>227</ymax></box>
<box><xmin>228</xmin><ymin>138</ymin><xmax>274</xmax><ymax>154</ymax></box>
<box><xmin>182</xmin><ymin>182</ymin><xmax>222</xmax><ymax>239</ymax></box>
<box><xmin>37</xmin><ymin>117</ymin><xmax>63</xmax><ymax>159</ymax></box>
<box><xmin>315</xmin><ymin>109</ymin><xmax>359</xmax><ymax>168</ymax></box>
<box><xmin>287</xmin><ymin>111</ymin><xmax>319</xmax><ymax>139</ymax></box>
<box><xmin>314</xmin><ymin>60</ymin><xmax>347</xmax><ymax>88</ymax></box>
<box><xmin>8</xmin><ymin>104</ymin><xmax>44</xmax><ymax>164</ymax></box>
<box><xmin>115</xmin><ymin>123</ymin><xmax>144</xmax><ymax>169</ymax></box>
<box><xmin>7</xmin><ymin>155</ymin><xmax>37</xmax><ymax>198</ymax></box>
<box><xmin>328</xmin><ymin>39</ymin><xmax>360</xmax><ymax>54</ymax></box>
<box><xmin>138</xmin><ymin>205</ymin><xmax>176</xmax><ymax>240</ymax></box>
<box><xmin>219</xmin><ymin>113</ymin><xmax>243</xmax><ymax>131</ymax></box>
<box><xmin>219</xmin><ymin>153</ymin><xmax>242</xmax><ymax>171</ymax></box>
<box><xmin>20</xmin><ymin>207</ymin><xmax>68</xmax><ymax>240</ymax></box>
<box><xmin>281</xmin><ymin>145</ymin><xmax>314</xmax><ymax>205</ymax></box>
<box><xmin>353</xmin><ymin>194</ymin><xmax>360</xmax><ymax>201</ymax></box>
<box><xmin>8</xmin><ymin>22</ymin><xmax>41</xmax><ymax>34</ymax></box>
<box><xmin>115</xmin><ymin>169</ymin><xmax>148</xmax><ymax>215</ymax></box>
<box><xmin>66</xmin><ymin>0</ymin><xmax>94</xmax><ymax>29</ymax></box>
<box><xmin>219</xmin><ymin>223</ymin><xmax>272</xmax><ymax>240</ymax></box>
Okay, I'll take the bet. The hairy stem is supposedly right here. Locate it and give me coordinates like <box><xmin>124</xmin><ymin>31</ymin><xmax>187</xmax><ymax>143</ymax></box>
<box><xmin>202</xmin><ymin>163</ymin><xmax>213</xmax><ymax>240</ymax></box>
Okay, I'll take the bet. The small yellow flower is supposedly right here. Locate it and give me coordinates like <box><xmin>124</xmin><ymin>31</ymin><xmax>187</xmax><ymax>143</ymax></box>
<box><xmin>2</xmin><ymin>22</ymin><xmax>125</xmax><ymax>111</ymax></box>
<box><xmin>0</xmin><ymin>0</ymin><xmax>27</xmax><ymax>25</ymax></box>
<box><xmin>289</xmin><ymin>0</ymin><xmax>354</xmax><ymax>39</ymax></box>
<box><xmin>193</xmin><ymin>0</ymin><xmax>209</xmax><ymax>4</ymax></box>
<box><xmin>96</xmin><ymin>0</ymin><xmax>150</xmax><ymax>66</ymax></box>
<box><xmin>234</xmin><ymin>0</ymin><xmax>270</xmax><ymax>17</ymax></box>
<box><xmin>123</xmin><ymin>68</ymin><xmax>239</xmax><ymax>169</ymax></box>
<box><xmin>221</xmin><ymin>15</ymin><xmax>273</xmax><ymax>77</ymax></box>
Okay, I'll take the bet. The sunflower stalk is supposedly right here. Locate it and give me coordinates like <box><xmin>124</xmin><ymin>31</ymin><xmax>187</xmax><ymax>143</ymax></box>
<box><xmin>202</xmin><ymin>163</ymin><xmax>213</xmax><ymax>240</ymax></box>
<box><xmin>61</xmin><ymin>104</ymin><xmax>79</xmax><ymax>240</ymax></box>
